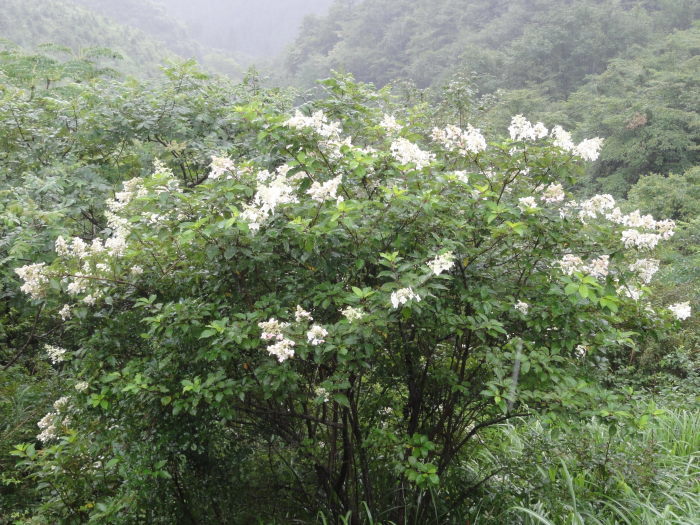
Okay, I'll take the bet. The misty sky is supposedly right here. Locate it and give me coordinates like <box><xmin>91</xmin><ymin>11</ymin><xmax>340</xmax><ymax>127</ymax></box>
<box><xmin>158</xmin><ymin>0</ymin><xmax>336</xmax><ymax>57</ymax></box>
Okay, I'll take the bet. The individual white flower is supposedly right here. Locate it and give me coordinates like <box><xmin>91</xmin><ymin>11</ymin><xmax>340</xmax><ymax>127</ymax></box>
<box><xmin>427</xmin><ymin>251</ymin><xmax>455</xmax><ymax>275</ymax></box>
<box><xmin>668</xmin><ymin>302</ymin><xmax>691</xmax><ymax>320</ymax></box>
<box><xmin>574</xmin><ymin>138</ymin><xmax>604</xmax><ymax>161</ymax></box>
<box><xmin>295</xmin><ymin>305</ymin><xmax>313</xmax><ymax>322</ymax></box>
<box><xmin>58</xmin><ymin>304</ymin><xmax>72</xmax><ymax>321</ymax></box>
<box><xmin>209</xmin><ymin>156</ymin><xmax>235</xmax><ymax>179</ymax></box>
<box><xmin>629</xmin><ymin>259</ymin><xmax>659</xmax><ymax>284</ymax></box>
<box><xmin>518</xmin><ymin>196</ymin><xmax>538</xmax><ymax>211</ymax></box>
<box><xmin>390</xmin><ymin>287</ymin><xmax>421</xmax><ymax>309</ymax></box>
<box><xmin>307</xmin><ymin>324</ymin><xmax>328</xmax><ymax>346</ymax></box>
<box><xmin>514</xmin><ymin>301</ymin><xmax>529</xmax><ymax>314</ymax></box>
<box><xmin>540</xmin><ymin>183</ymin><xmax>565</xmax><ymax>203</ymax></box>
<box><xmin>380</xmin><ymin>114</ymin><xmax>402</xmax><ymax>133</ymax></box>
<box><xmin>341</xmin><ymin>306</ymin><xmax>365</xmax><ymax>322</ymax></box>
<box><xmin>390</xmin><ymin>138</ymin><xmax>434</xmax><ymax>169</ymax></box>
<box><xmin>45</xmin><ymin>344</ymin><xmax>67</xmax><ymax>364</ymax></box>
<box><xmin>307</xmin><ymin>175</ymin><xmax>343</xmax><ymax>202</ymax></box>
<box><xmin>266</xmin><ymin>337</ymin><xmax>296</xmax><ymax>362</ymax></box>
<box><xmin>74</xmin><ymin>381</ymin><xmax>89</xmax><ymax>392</ymax></box>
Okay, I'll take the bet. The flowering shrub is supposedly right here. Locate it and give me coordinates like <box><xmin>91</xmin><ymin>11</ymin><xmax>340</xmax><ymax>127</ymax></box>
<box><xmin>13</xmin><ymin>94</ymin><xmax>690</xmax><ymax>522</ymax></box>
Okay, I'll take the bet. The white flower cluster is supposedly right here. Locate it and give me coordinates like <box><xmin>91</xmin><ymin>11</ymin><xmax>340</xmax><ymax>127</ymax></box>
<box><xmin>431</xmin><ymin>124</ymin><xmax>487</xmax><ymax>155</ymax></box>
<box><xmin>314</xmin><ymin>386</ymin><xmax>330</xmax><ymax>403</ymax></box>
<box><xmin>427</xmin><ymin>251</ymin><xmax>455</xmax><ymax>275</ymax></box>
<box><xmin>258</xmin><ymin>318</ymin><xmax>290</xmax><ymax>341</ymax></box>
<box><xmin>559</xmin><ymin>254</ymin><xmax>610</xmax><ymax>279</ymax></box>
<box><xmin>307</xmin><ymin>175</ymin><xmax>343</xmax><ymax>203</ymax></box>
<box><xmin>45</xmin><ymin>344</ymin><xmax>67</xmax><ymax>364</ymax></box>
<box><xmin>390</xmin><ymin>287</ymin><xmax>421</xmax><ymax>309</ymax></box>
<box><xmin>514</xmin><ymin>301</ymin><xmax>529</xmax><ymax>314</ymax></box>
<box><xmin>208</xmin><ymin>155</ymin><xmax>236</xmax><ymax>180</ymax></box>
<box><xmin>74</xmin><ymin>381</ymin><xmax>89</xmax><ymax>392</ymax></box>
<box><xmin>380</xmin><ymin>114</ymin><xmax>402</xmax><ymax>133</ymax></box>
<box><xmin>258</xmin><ymin>318</ymin><xmax>295</xmax><ymax>362</ymax></box>
<box><xmin>294</xmin><ymin>305</ymin><xmax>313</xmax><ymax>322</ymax></box>
<box><xmin>15</xmin><ymin>262</ymin><xmax>48</xmax><ymax>299</ymax></box>
<box><xmin>629</xmin><ymin>258</ymin><xmax>659</xmax><ymax>284</ymax></box>
<box><xmin>240</xmin><ymin>166</ymin><xmax>298</xmax><ymax>232</ymax></box>
<box><xmin>37</xmin><ymin>396</ymin><xmax>70</xmax><ymax>443</ymax></box>
<box><xmin>518</xmin><ymin>196</ymin><xmax>538</xmax><ymax>211</ymax></box>
<box><xmin>578</xmin><ymin>194</ymin><xmax>617</xmax><ymax>221</ymax></box>
<box><xmin>58</xmin><ymin>304</ymin><xmax>72</xmax><ymax>321</ymax></box>
<box><xmin>341</xmin><ymin>306</ymin><xmax>365</xmax><ymax>322</ymax></box>
<box><xmin>307</xmin><ymin>324</ymin><xmax>328</xmax><ymax>346</ymax></box>
<box><xmin>540</xmin><ymin>183</ymin><xmax>566</xmax><ymax>203</ymax></box>
<box><xmin>284</xmin><ymin>109</ymin><xmax>349</xmax><ymax>160</ymax></box>
<box><xmin>668</xmin><ymin>302</ymin><xmax>691</xmax><ymax>321</ymax></box>
<box><xmin>508</xmin><ymin>115</ymin><xmax>548</xmax><ymax>141</ymax></box>
<box><xmin>548</xmin><ymin>125</ymin><xmax>603</xmax><ymax>161</ymax></box>
<box><xmin>390</xmin><ymin>138</ymin><xmax>434</xmax><ymax>169</ymax></box>
<box><xmin>617</xmin><ymin>284</ymin><xmax>643</xmax><ymax>301</ymax></box>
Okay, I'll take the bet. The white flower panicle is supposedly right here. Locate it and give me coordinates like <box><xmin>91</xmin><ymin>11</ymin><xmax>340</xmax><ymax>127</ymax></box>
<box><xmin>209</xmin><ymin>156</ymin><xmax>235</xmax><ymax>180</ymax></box>
<box><xmin>267</xmin><ymin>338</ymin><xmax>296</xmax><ymax>362</ymax></box>
<box><xmin>427</xmin><ymin>251</ymin><xmax>455</xmax><ymax>275</ymax></box>
<box><xmin>15</xmin><ymin>263</ymin><xmax>48</xmax><ymax>299</ymax></box>
<box><xmin>621</xmin><ymin>230</ymin><xmax>661</xmax><ymax>251</ymax></box>
<box><xmin>629</xmin><ymin>259</ymin><xmax>659</xmax><ymax>284</ymax></box>
<box><xmin>37</xmin><ymin>412</ymin><xmax>59</xmax><ymax>443</ymax></box>
<box><xmin>668</xmin><ymin>302</ymin><xmax>691</xmax><ymax>321</ymax></box>
<box><xmin>579</xmin><ymin>194</ymin><xmax>616</xmax><ymax>221</ymax></box>
<box><xmin>294</xmin><ymin>305</ymin><xmax>313</xmax><ymax>322</ymax></box>
<box><xmin>341</xmin><ymin>306</ymin><xmax>365</xmax><ymax>322</ymax></box>
<box><xmin>58</xmin><ymin>304</ymin><xmax>72</xmax><ymax>321</ymax></box>
<box><xmin>390</xmin><ymin>138</ymin><xmax>434</xmax><ymax>169</ymax></box>
<box><xmin>574</xmin><ymin>138</ymin><xmax>604</xmax><ymax>161</ymax></box>
<box><xmin>240</xmin><ymin>169</ymin><xmax>298</xmax><ymax>232</ymax></box>
<box><xmin>391</xmin><ymin>287</ymin><xmax>421</xmax><ymax>309</ymax></box>
<box><xmin>586</xmin><ymin>255</ymin><xmax>610</xmax><ymax>279</ymax></box>
<box><xmin>618</xmin><ymin>284</ymin><xmax>643</xmax><ymax>301</ymax></box>
<box><xmin>285</xmin><ymin>110</ymin><xmax>342</xmax><ymax>139</ymax></box>
<box><xmin>380</xmin><ymin>114</ymin><xmax>402</xmax><ymax>133</ymax></box>
<box><xmin>307</xmin><ymin>175</ymin><xmax>343</xmax><ymax>203</ymax></box>
<box><xmin>551</xmin><ymin>126</ymin><xmax>575</xmax><ymax>151</ymax></box>
<box><xmin>432</xmin><ymin>124</ymin><xmax>487</xmax><ymax>155</ymax></box>
<box><xmin>258</xmin><ymin>318</ymin><xmax>290</xmax><ymax>341</ymax></box>
<box><xmin>559</xmin><ymin>254</ymin><xmax>609</xmax><ymax>280</ymax></box>
<box><xmin>74</xmin><ymin>381</ymin><xmax>89</xmax><ymax>392</ymax></box>
<box><xmin>307</xmin><ymin>324</ymin><xmax>328</xmax><ymax>346</ymax></box>
<box><xmin>518</xmin><ymin>196</ymin><xmax>538</xmax><ymax>211</ymax></box>
<box><xmin>508</xmin><ymin>115</ymin><xmax>548</xmax><ymax>141</ymax></box>
<box><xmin>45</xmin><ymin>344</ymin><xmax>67</xmax><ymax>364</ymax></box>
<box><xmin>514</xmin><ymin>301</ymin><xmax>529</xmax><ymax>314</ymax></box>
<box><xmin>575</xmin><ymin>345</ymin><xmax>588</xmax><ymax>358</ymax></box>
<box><xmin>540</xmin><ymin>183</ymin><xmax>566</xmax><ymax>203</ymax></box>
<box><xmin>315</xmin><ymin>386</ymin><xmax>331</xmax><ymax>403</ymax></box>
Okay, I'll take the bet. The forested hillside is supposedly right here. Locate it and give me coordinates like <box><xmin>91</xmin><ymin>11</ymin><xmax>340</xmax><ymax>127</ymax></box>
<box><xmin>0</xmin><ymin>0</ymin><xmax>244</xmax><ymax>78</ymax></box>
<box><xmin>1</xmin><ymin>1</ymin><xmax>698</xmax><ymax>524</ymax></box>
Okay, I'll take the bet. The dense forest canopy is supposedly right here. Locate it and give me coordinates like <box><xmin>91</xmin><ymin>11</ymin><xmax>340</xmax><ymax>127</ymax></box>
<box><xmin>0</xmin><ymin>1</ymin><xmax>698</xmax><ymax>524</ymax></box>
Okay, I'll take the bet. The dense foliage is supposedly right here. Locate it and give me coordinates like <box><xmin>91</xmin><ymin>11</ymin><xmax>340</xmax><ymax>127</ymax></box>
<box><xmin>0</xmin><ymin>1</ymin><xmax>698</xmax><ymax>524</ymax></box>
